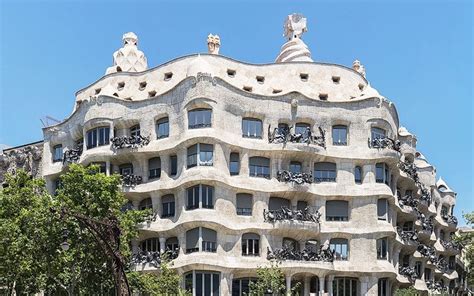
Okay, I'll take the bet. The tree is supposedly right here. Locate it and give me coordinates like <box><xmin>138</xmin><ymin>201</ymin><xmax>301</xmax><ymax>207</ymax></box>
<box><xmin>456</xmin><ymin>211</ymin><xmax>474</xmax><ymax>286</ymax></box>
<box><xmin>0</xmin><ymin>170</ymin><xmax>53</xmax><ymax>294</ymax></box>
<box><xmin>394</xmin><ymin>287</ymin><xmax>419</xmax><ymax>296</ymax></box>
<box><xmin>248</xmin><ymin>262</ymin><xmax>300</xmax><ymax>296</ymax></box>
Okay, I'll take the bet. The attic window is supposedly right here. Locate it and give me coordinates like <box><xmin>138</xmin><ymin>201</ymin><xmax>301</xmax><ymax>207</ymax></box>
<box><xmin>117</xmin><ymin>82</ymin><xmax>125</xmax><ymax>90</ymax></box>
<box><xmin>358</xmin><ymin>83</ymin><xmax>365</xmax><ymax>91</ymax></box>
<box><xmin>256</xmin><ymin>76</ymin><xmax>265</xmax><ymax>84</ymax></box>
<box><xmin>95</xmin><ymin>88</ymin><xmax>101</xmax><ymax>95</ymax></box>
<box><xmin>300</xmin><ymin>73</ymin><xmax>309</xmax><ymax>81</ymax></box>
<box><xmin>113</xmin><ymin>92</ymin><xmax>119</xmax><ymax>97</ymax></box>
<box><xmin>227</xmin><ymin>69</ymin><xmax>236</xmax><ymax>77</ymax></box>
<box><xmin>243</xmin><ymin>86</ymin><xmax>253</xmax><ymax>92</ymax></box>
<box><xmin>272</xmin><ymin>89</ymin><xmax>282</xmax><ymax>94</ymax></box>
<box><xmin>164</xmin><ymin>72</ymin><xmax>173</xmax><ymax>81</ymax></box>
<box><xmin>332</xmin><ymin>76</ymin><xmax>341</xmax><ymax>83</ymax></box>
<box><xmin>139</xmin><ymin>82</ymin><xmax>147</xmax><ymax>90</ymax></box>
<box><xmin>319</xmin><ymin>93</ymin><xmax>328</xmax><ymax>101</ymax></box>
<box><xmin>148</xmin><ymin>90</ymin><xmax>157</xmax><ymax>98</ymax></box>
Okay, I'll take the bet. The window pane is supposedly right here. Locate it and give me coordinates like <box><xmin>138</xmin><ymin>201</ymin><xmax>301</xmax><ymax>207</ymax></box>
<box><xmin>354</xmin><ymin>166</ymin><xmax>362</xmax><ymax>184</ymax></box>
<box><xmin>377</xmin><ymin>199</ymin><xmax>388</xmax><ymax>220</ymax></box>
<box><xmin>156</xmin><ymin>117</ymin><xmax>169</xmax><ymax>139</ymax></box>
<box><xmin>170</xmin><ymin>155</ymin><xmax>177</xmax><ymax>176</ymax></box>
<box><xmin>242</xmin><ymin>118</ymin><xmax>262</xmax><ymax>138</ymax></box>
<box><xmin>332</xmin><ymin>125</ymin><xmax>347</xmax><ymax>145</ymax></box>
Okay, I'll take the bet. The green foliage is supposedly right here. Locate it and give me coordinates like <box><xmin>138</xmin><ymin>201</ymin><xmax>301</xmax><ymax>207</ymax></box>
<box><xmin>394</xmin><ymin>287</ymin><xmax>419</xmax><ymax>296</ymax></box>
<box><xmin>129</xmin><ymin>259</ymin><xmax>190</xmax><ymax>296</ymax></box>
<box><xmin>248</xmin><ymin>262</ymin><xmax>300</xmax><ymax>296</ymax></box>
<box><xmin>455</xmin><ymin>211</ymin><xmax>474</xmax><ymax>286</ymax></box>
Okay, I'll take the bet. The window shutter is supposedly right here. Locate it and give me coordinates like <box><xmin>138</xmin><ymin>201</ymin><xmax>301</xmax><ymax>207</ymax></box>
<box><xmin>237</xmin><ymin>194</ymin><xmax>252</xmax><ymax>209</ymax></box>
<box><xmin>149</xmin><ymin>157</ymin><xmax>161</xmax><ymax>170</ymax></box>
<box><xmin>202</xmin><ymin>228</ymin><xmax>217</xmax><ymax>242</ymax></box>
<box><xmin>269</xmin><ymin>197</ymin><xmax>290</xmax><ymax>211</ymax></box>
<box><xmin>186</xmin><ymin>228</ymin><xmax>200</xmax><ymax>249</ymax></box>
<box><xmin>326</xmin><ymin>200</ymin><xmax>348</xmax><ymax>217</ymax></box>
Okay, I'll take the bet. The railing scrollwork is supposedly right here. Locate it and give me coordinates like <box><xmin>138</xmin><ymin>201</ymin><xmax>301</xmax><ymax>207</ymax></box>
<box><xmin>111</xmin><ymin>135</ymin><xmax>150</xmax><ymax>150</ymax></box>
<box><xmin>131</xmin><ymin>249</ymin><xmax>178</xmax><ymax>267</ymax></box>
<box><xmin>399</xmin><ymin>266</ymin><xmax>417</xmax><ymax>281</ymax></box>
<box><xmin>122</xmin><ymin>174</ymin><xmax>142</xmax><ymax>187</ymax></box>
<box><xmin>268</xmin><ymin>125</ymin><xmax>326</xmax><ymax>148</ymax></box>
<box><xmin>267</xmin><ymin>245</ymin><xmax>334</xmax><ymax>262</ymax></box>
<box><xmin>368</xmin><ymin>137</ymin><xmax>400</xmax><ymax>151</ymax></box>
<box><xmin>263</xmin><ymin>206</ymin><xmax>321</xmax><ymax>223</ymax></box>
<box><xmin>276</xmin><ymin>170</ymin><xmax>312</xmax><ymax>185</ymax></box>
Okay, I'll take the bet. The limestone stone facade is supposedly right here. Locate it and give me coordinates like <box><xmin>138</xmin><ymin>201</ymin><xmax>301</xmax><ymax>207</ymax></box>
<box><xmin>1</xmin><ymin>14</ymin><xmax>467</xmax><ymax>296</ymax></box>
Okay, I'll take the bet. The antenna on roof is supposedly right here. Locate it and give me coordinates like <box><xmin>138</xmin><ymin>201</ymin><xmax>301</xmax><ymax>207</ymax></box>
<box><xmin>40</xmin><ymin>116</ymin><xmax>61</xmax><ymax>128</ymax></box>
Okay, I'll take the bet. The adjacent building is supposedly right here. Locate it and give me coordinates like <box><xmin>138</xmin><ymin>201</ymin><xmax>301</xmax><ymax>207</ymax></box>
<box><xmin>0</xmin><ymin>14</ymin><xmax>468</xmax><ymax>296</ymax></box>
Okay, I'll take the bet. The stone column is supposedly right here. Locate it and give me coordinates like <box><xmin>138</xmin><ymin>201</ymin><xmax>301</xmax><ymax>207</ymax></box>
<box><xmin>319</xmin><ymin>276</ymin><xmax>325</xmax><ymax>296</ymax></box>
<box><xmin>367</xmin><ymin>276</ymin><xmax>378</xmax><ymax>296</ymax></box>
<box><xmin>304</xmin><ymin>276</ymin><xmax>310</xmax><ymax>296</ymax></box>
<box><xmin>106</xmin><ymin>160</ymin><xmax>111</xmax><ymax>176</ymax></box>
<box><xmin>327</xmin><ymin>275</ymin><xmax>334</xmax><ymax>296</ymax></box>
<box><xmin>286</xmin><ymin>274</ymin><xmax>292</xmax><ymax>296</ymax></box>
<box><xmin>221</xmin><ymin>272</ymin><xmax>233</xmax><ymax>296</ymax></box>
<box><xmin>159</xmin><ymin>237</ymin><xmax>166</xmax><ymax>253</ymax></box>
<box><xmin>141</xmin><ymin>158</ymin><xmax>149</xmax><ymax>182</ymax></box>
<box><xmin>359</xmin><ymin>276</ymin><xmax>369</xmax><ymax>295</ymax></box>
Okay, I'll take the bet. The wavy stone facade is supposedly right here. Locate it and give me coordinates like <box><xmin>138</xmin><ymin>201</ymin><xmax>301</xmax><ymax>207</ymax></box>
<box><xmin>2</xmin><ymin>16</ymin><xmax>467</xmax><ymax>296</ymax></box>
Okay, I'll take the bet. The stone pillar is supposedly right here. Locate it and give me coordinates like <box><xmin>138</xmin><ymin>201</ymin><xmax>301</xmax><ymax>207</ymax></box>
<box><xmin>393</xmin><ymin>246</ymin><xmax>401</xmax><ymax>270</ymax></box>
<box><xmin>159</xmin><ymin>237</ymin><xmax>166</xmax><ymax>253</ymax></box>
<box><xmin>367</xmin><ymin>276</ymin><xmax>378</xmax><ymax>296</ymax></box>
<box><xmin>327</xmin><ymin>275</ymin><xmax>334</xmax><ymax>295</ymax></box>
<box><xmin>222</xmin><ymin>272</ymin><xmax>233</xmax><ymax>296</ymax></box>
<box><xmin>141</xmin><ymin>158</ymin><xmax>149</xmax><ymax>182</ymax></box>
<box><xmin>286</xmin><ymin>274</ymin><xmax>292</xmax><ymax>296</ymax></box>
<box><xmin>304</xmin><ymin>276</ymin><xmax>310</xmax><ymax>296</ymax></box>
<box><xmin>106</xmin><ymin>160</ymin><xmax>111</xmax><ymax>176</ymax></box>
<box><xmin>360</xmin><ymin>276</ymin><xmax>369</xmax><ymax>295</ymax></box>
<box><xmin>319</xmin><ymin>276</ymin><xmax>326</xmax><ymax>296</ymax></box>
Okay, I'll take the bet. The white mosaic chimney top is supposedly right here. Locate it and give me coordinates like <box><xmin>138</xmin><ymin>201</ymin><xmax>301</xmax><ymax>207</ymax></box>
<box><xmin>105</xmin><ymin>32</ymin><xmax>148</xmax><ymax>75</ymax></box>
<box><xmin>207</xmin><ymin>34</ymin><xmax>221</xmax><ymax>55</ymax></box>
<box><xmin>275</xmin><ymin>14</ymin><xmax>313</xmax><ymax>63</ymax></box>
<box><xmin>352</xmin><ymin>59</ymin><xmax>366</xmax><ymax>78</ymax></box>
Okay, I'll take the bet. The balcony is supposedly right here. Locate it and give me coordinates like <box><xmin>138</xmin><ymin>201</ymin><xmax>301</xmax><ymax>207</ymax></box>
<box><xmin>263</xmin><ymin>206</ymin><xmax>321</xmax><ymax>223</ymax></box>
<box><xmin>441</xmin><ymin>214</ymin><xmax>458</xmax><ymax>226</ymax></box>
<box><xmin>368</xmin><ymin>137</ymin><xmax>400</xmax><ymax>151</ymax></box>
<box><xmin>397</xmin><ymin>227</ymin><xmax>419</xmax><ymax>244</ymax></box>
<box><xmin>267</xmin><ymin>245</ymin><xmax>334</xmax><ymax>262</ymax></box>
<box><xmin>122</xmin><ymin>174</ymin><xmax>142</xmax><ymax>187</ymax></box>
<box><xmin>62</xmin><ymin>146</ymin><xmax>83</xmax><ymax>163</ymax></box>
<box><xmin>398</xmin><ymin>160</ymin><xmax>418</xmax><ymax>181</ymax></box>
<box><xmin>415</xmin><ymin>211</ymin><xmax>434</xmax><ymax>233</ymax></box>
<box><xmin>398</xmin><ymin>194</ymin><xmax>418</xmax><ymax>209</ymax></box>
<box><xmin>398</xmin><ymin>266</ymin><xmax>417</xmax><ymax>281</ymax></box>
<box><xmin>417</xmin><ymin>244</ymin><xmax>437</xmax><ymax>262</ymax></box>
<box><xmin>426</xmin><ymin>280</ymin><xmax>446</xmax><ymax>293</ymax></box>
<box><xmin>131</xmin><ymin>249</ymin><xmax>178</xmax><ymax>268</ymax></box>
<box><xmin>268</xmin><ymin>125</ymin><xmax>326</xmax><ymax>148</ymax></box>
<box><xmin>434</xmin><ymin>257</ymin><xmax>449</xmax><ymax>273</ymax></box>
<box><xmin>276</xmin><ymin>170</ymin><xmax>312</xmax><ymax>185</ymax></box>
<box><xmin>440</xmin><ymin>239</ymin><xmax>460</xmax><ymax>252</ymax></box>
<box><xmin>111</xmin><ymin>135</ymin><xmax>150</xmax><ymax>149</ymax></box>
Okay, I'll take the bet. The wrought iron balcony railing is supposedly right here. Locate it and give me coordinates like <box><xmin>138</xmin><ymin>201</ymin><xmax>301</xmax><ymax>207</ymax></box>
<box><xmin>417</xmin><ymin>244</ymin><xmax>437</xmax><ymax>262</ymax></box>
<box><xmin>398</xmin><ymin>160</ymin><xmax>419</xmax><ymax>181</ymax></box>
<box><xmin>419</xmin><ymin>186</ymin><xmax>432</xmax><ymax>204</ymax></box>
<box><xmin>122</xmin><ymin>174</ymin><xmax>142</xmax><ymax>187</ymax></box>
<box><xmin>276</xmin><ymin>170</ymin><xmax>313</xmax><ymax>185</ymax></box>
<box><xmin>267</xmin><ymin>246</ymin><xmax>334</xmax><ymax>262</ymax></box>
<box><xmin>396</xmin><ymin>227</ymin><xmax>419</xmax><ymax>244</ymax></box>
<box><xmin>399</xmin><ymin>266</ymin><xmax>417</xmax><ymax>281</ymax></box>
<box><xmin>111</xmin><ymin>135</ymin><xmax>150</xmax><ymax>149</ymax></box>
<box><xmin>268</xmin><ymin>125</ymin><xmax>326</xmax><ymax>148</ymax></box>
<box><xmin>368</xmin><ymin>137</ymin><xmax>400</xmax><ymax>151</ymax></box>
<box><xmin>62</xmin><ymin>146</ymin><xmax>83</xmax><ymax>164</ymax></box>
<box><xmin>426</xmin><ymin>280</ymin><xmax>446</xmax><ymax>293</ymax></box>
<box><xmin>434</xmin><ymin>257</ymin><xmax>449</xmax><ymax>273</ymax></box>
<box><xmin>440</xmin><ymin>239</ymin><xmax>460</xmax><ymax>251</ymax></box>
<box><xmin>441</xmin><ymin>214</ymin><xmax>458</xmax><ymax>226</ymax></box>
<box><xmin>263</xmin><ymin>206</ymin><xmax>321</xmax><ymax>223</ymax></box>
<box><xmin>398</xmin><ymin>194</ymin><xmax>418</xmax><ymax>209</ymax></box>
<box><xmin>131</xmin><ymin>249</ymin><xmax>178</xmax><ymax>267</ymax></box>
<box><xmin>414</xmin><ymin>209</ymin><xmax>434</xmax><ymax>232</ymax></box>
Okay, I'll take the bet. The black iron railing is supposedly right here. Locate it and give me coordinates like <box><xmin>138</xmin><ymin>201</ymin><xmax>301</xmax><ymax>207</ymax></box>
<box><xmin>111</xmin><ymin>135</ymin><xmax>150</xmax><ymax>149</ymax></box>
<box><xmin>267</xmin><ymin>246</ymin><xmax>334</xmax><ymax>262</ymax></box>
<box><xmin>399</xmin><ymin>266</ymin><xmax>417</xmax><ymax>281</ymax></box>
<box><xmin>276</xmin><ymin>170</ymin><xmax>312</xmax><ymax>185</ymax></box>
<box><xmin>122</xmin><ymin>174</ymin><xmax>142</xmax><ymax>187</ymax></box>
<box><xmin>368</xmin><ymin>137</ymin><xmax>400</xmax><ymax>151</ymax></box>
<box><xmin>263</xmin><ymin>206</ymin><xmax>321</xmax><ymax>223</ymax></box>
<box><xmin>131</xmin><ymin>249</ymin><xmax>178</xmax><ymax>267</ymax></box>
<box><xmin>268</xmin><ymin>125</ymin><xmax>326</xmax><ymax>148</ymax></box>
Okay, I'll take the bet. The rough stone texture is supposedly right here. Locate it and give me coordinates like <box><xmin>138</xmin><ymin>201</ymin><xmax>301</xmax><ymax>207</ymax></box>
<box><xmin>0</xmin><ymin>141</ymin><xmax>43</xmax><ymax>183</ymax></box>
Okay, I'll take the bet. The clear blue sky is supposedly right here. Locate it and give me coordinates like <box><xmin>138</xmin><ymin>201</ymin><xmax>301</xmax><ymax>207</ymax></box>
<box><xmin>1</xmin><ymin>0</ymin><xmax>472</xmax><ymax>223</ymax></box>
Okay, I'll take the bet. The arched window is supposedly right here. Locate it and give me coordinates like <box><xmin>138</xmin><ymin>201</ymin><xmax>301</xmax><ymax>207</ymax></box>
<box><xmin>282</xmin><ymin>238</ymin><xmax>299</xmax><ymax>251</ymax></box>
<box><xmin>314</xmin><ymin>162</ymin><xmax>337</xmax><ymax>182</ymax></box>
<box><xmin>86</xmin><ymin>126</ymin><xmax>110</xmax><ymax>149</ymax></box>
<box><xmin>326</xmin><ymin>200</ymin><xmax>349</xmax><ymax>221</ymax></box>
<box><xmin>330</xmin><ymin>238</ymin><xmax>349</xmax><ymax>260</ymax></box>
<box><xmin>242</xmin><ymin>118</ymin><xmax>263</xmax><ymax>138</ymax></box>
<box><xmin>371</xmin><ymin>127</ymin><xmax>386</xmax><ymax>140</ymax></box>
<box><xmin>242</xmin><ymin>233</ymin><xmax>259</xmax><ymax>256</ymax></box>
<box><xmin>148</xmin><ymin>157</ymin><xmax>161</xmax><ymax>179</ymax></box>
<box><xmin>354</xmin><ymin>166</ymin><xmax>362</xmax><ymax>184</ymax></box>
<box><xmin>185</xmin><ymin>271</ymin><xmax>220</xmax><ymax>295</ymax></box>
<box><xmin>375</xmin><ymin>163</ymin><xmax>390</xmax><ymax>185</ymax></box>
<box><xmin>229</xmin><ymin>152</ymin><xmax>240</xmax><ymax>175</ymax></box>
<box><xmin>332</xmin><ymin>125</ymin><xmax>348</xmax><ymax>146</ymax></box>
<box><xmin>377</xmin><ymin>199</ymin><xmax>388</xmax><ymax>221</ymax></box>
<box><xmin>156</xmin><ymin>117</ymin><xmax>169</xmax><ymax>139</ymax></box>
<box><xmin>139</xmin><ymin>198</ymin><xmax>153</xmax><ymax>211</ymax></box>
<box><xmin>236</xmin><ymin>193</ymin><xmax>252</xmax><ymax>216</ymax></box>
<box><xmin>188</xmin><ymin>108</ymin><xmax>212</xmax><ymax>129</ymax></box>
<box><xmin>161</xmin><ymin>194</ymin><xmax>175</xmax><ymax>218</ymax></box>
<box><xmin>289</xmin><ymin>161</ymin><xmax>302</xmax><ymax>173</ymax></box>
<box><xmin>268</xmin><ymin>197</ymin><xmax>290</xmax><ymax>211</ymax></box>
<box><xmin>165</xmin><ymin>237</ymin><xmax>179</xmax><ymax>252</ymax></box>
<box><xmin>119</xmin><ymin>163</ymin><xmax>133</xmax><ymax>176</ymax></box>
<box><xmin>186</xmin><ymin>184</ymin><xmax>214</xmax><ymax>210</ymax></box>
<box><xmin>130</xmin><ymin>124</ymin><xmax>140</xmax><ymax>137</ymax></box>
<box><xmin>249</xmin><ymin>157</ymin><xmax>270</xmax><ymax>179</ymax></box>
<box><xmin>201</xmin><ymin>227</ymin><xmax>217</xmax><ymax>252</ymax></box>
<box><xmin>187</xmin><ymin>143</ymin><xmax>214</xmax><ymax>168</ymax></box>
<box><xmin>376</xmin><ymin>237</ymin><xmax>388</xmax><ymax>260</ymax></box>
<box><xmin>52</xmin><ymin>144</ymin><xmax>63</xmax><ymax>162</ymax></box>
<box><xmin>438</xmin><ymin>185</ymin><xmax>448</xmax><ymax>192</ymax></box>
<box><xmin>140</xmin><ymin>238</ymin><xmax>160</xmax><ymax>252</ymax></box>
